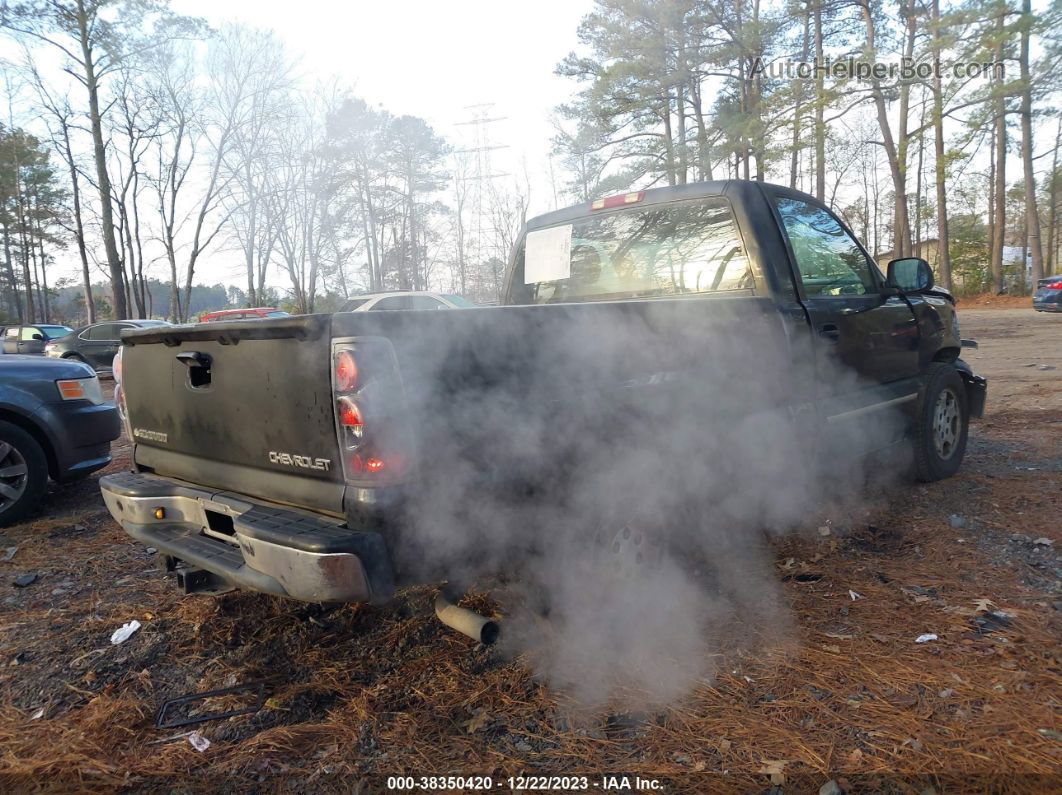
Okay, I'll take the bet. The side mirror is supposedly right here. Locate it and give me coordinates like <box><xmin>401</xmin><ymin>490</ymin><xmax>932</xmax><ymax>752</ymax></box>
<box><xmin>31</xmin><ymin>333</ymin><xmax>44</xmax><ymax>341</ymax></box>
<box><xmin>886</xmin><ymin>257</ymin><xmax>934</xmax><ymax>293</ymax></box>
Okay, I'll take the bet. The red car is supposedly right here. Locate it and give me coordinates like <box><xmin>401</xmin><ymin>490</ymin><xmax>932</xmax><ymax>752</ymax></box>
<box><xmin>199</xmin><ymin>307</ymin><xmax>290</xmax><ymax>323</ymax></box>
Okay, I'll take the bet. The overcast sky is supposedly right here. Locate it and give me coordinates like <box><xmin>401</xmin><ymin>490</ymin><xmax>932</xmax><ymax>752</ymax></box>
<box><xmin>175</xmin><ymin>0</ymin><xmax>591</xmax><ymax>206</ymax></box>
<box><xmin>1</xmin><ymin>0</ymin><xmax>594</xmax><ymax>291</ymax></box>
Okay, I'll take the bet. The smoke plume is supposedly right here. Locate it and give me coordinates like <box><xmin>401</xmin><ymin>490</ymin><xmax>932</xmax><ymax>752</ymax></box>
<box><xmin>379</xmin><ymin>298</ymin><xmax>905</xmax><ymax>708</ymax></box>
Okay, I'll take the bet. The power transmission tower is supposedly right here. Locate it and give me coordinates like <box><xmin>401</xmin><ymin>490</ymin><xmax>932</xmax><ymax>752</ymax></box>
<box><xmin>455</xmin><ymin>103</ymin><xmax>509</xmax><ymax>299</ymax></box>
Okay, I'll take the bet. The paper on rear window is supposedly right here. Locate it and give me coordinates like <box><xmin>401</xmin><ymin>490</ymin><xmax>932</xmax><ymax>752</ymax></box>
<box><xmin>524</xmin><ymin>225</ymin><xmax>572</xmax><ymax>284</ymax></box>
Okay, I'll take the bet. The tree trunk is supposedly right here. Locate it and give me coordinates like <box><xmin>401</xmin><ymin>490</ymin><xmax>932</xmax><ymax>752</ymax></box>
<box><xmin>689</xmin><ymin>79</ymin><xmax>713</xmax><ymax>180</ymax></box>
<box><xmin>1019</xmin><ymin>0</ymin><xmax>1044</xmax><ymax>286</ymax></box>
<box><xmin>1047</xmin><ymin>115</ymin><xmax>1061</xmax><ymax>274</ymax></box>
<box><xmin>860</xmin><ymin>0</ymin><xmax>912</xmax><ymax>258</ymax></box>
<box><xmin>1</xmin><ymin>220</ymin><xmax>21</xmax><ymax>322</ymax></box>
<box><xmin>814</xmin><ymin>0</ymin><xmax>825</xmax><ymax>201</ymax></box>
<box><xmin>931</xmin><ymin>0</ymin><xmax>952</xmax><ymax>289</ymax></box>
<box><xmin>990</xmin><ymin>11</ymin><xmax>1006</xmax><ymax>293</ymax></box>
<box><xmin>791</xmin><ymin>1</ymin><xmax>811</xmax><ymax>189</ymax></box>
<box><xmin>76</xmin><ymin>2</ymin><xmax>126</xmax><ymax>319</ymax></box>
<box><xmin>56</xmin><ymin>121</ymin><xmax>96</xmax><ymax>323</ymax></box>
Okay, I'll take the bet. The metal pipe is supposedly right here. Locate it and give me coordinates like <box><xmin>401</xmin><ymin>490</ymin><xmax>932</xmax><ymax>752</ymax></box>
<box><xmin>434</xmin><ymin>592</ymin><xmax>500</xmax><ymax>645</ymax></box>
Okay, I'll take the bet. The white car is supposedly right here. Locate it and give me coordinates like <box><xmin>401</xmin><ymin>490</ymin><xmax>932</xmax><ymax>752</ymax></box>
<box><xmin>340</xmin><ymin>291</ymin><xmax>477</xmax><ymax>312</ymax></box>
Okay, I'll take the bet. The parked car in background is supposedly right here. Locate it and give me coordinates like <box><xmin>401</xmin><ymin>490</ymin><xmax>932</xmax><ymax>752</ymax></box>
<box><xmin>45</xmin><ymin>320</ymin><xmax>171</xmax><ymax>371</ymax></box>
<box><xmin>1033</xmin><ymin>275</ymin><xmax>1062</xmax><ymax>312</ymax></box>
<box><xmin>199</xmin><ymin>307</ymin><xmax>290</xmax><ymax>322</ymax></box>
<box><xmin>1</xmin><ymin>324</ymin><xmax>74</xmax><ymax>356</ymax></box>
<box><xmin>0</xmin><ymin>356</ymin><xmax>120</xmax><ymax>526</ymax></box>
<box><xmin>340</xmin><ymin>291</ymin><xmax>477</xmax><ymax>312</ymax></box>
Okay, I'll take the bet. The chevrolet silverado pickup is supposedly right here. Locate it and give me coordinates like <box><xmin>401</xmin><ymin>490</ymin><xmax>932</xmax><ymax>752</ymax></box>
<box><xmin>99</xmin><ymin>180</ymin><xmax>987</xmax><ymax>608</ymax></box>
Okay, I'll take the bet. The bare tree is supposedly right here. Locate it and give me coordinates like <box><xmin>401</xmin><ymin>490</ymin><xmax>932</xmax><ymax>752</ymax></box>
<box><xmin>23</xmin><ymin>58</ymin><xmax>96</xmax><ymax>321</ymax></box>
<box><xmin>2</xmin><ymin>0</ymin><xmax>205</xmax><ymax>319</ymax></box>
<box><xmin>212</xmin><ymin>24</ymin><xmax>295</xmax><ymax>307</ymax></box>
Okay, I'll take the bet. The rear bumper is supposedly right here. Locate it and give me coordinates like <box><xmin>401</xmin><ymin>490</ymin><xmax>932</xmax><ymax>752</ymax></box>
<box><xmin>99</xmin><ymin>471</ymin><xmax>395</xmax><ymax>603</ymax></box>
<box><xmin>1033</xmin><ymin>290</ymin><xmax>1062</xmax><ymax>311</ymax></box>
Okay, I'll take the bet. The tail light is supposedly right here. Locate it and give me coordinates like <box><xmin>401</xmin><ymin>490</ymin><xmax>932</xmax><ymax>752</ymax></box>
<box><xmin>331</xmin><ymin>339</ymin><xmax>412</xmax><ymax>482</ymax></box>
<box><xmin>335</xmin><ymin>349</ymin><xmax>358</xmax><ymax>391</ymax></box>
<box><xmin>1046</xmin><ymin>280</ymin><xmax>1062</xmax><ymax>290</ymax></box>
<box><xmin>112</xmin><ymin>346</ymin><xmax>132</xmax><ymax>439</ymax></box>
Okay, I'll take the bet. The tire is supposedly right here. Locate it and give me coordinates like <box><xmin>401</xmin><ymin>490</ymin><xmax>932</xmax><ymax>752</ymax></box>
<box><xmin>912</xmin><ymin>362</ymin><xmax>969</xmax><ymax>482</ymax></box>
<box><xmin>0</xmin><ymin>420</ymin><xmax>48</xmax><ymax>527</ymax></box>
<box><xmin>64</xmin><ymin>353</ymin><xmax>89</xmax><ymax>366</ymax></box>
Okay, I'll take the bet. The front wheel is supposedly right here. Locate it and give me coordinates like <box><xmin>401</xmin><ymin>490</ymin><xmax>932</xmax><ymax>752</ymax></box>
<box><xmin>0</xmin><ymin>421</ymin><xmax>48</xmax><ymax>527</ymax></box>
<box><xmin>913</xmin><ymin>363</ymin><xmax>969</xmax><ymax>482</ymax></box>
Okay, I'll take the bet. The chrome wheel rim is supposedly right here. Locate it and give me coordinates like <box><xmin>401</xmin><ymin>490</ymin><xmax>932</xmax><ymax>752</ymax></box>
<box><xmin>608</xmin><ymin>524</ymin><xmax>652</xmax><ymax>578</ymax></box>
<box><xmin>933</xmin><ymin>388</ymin><xmax>961</xmax><ymax>460</ymax></box>
<box><xmin>0</xmin><ymin>441</ymin><xmax>28</xmax><ymax>510</ymax></box>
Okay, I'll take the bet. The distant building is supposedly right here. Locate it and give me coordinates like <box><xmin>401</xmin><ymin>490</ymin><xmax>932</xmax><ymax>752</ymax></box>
<box><xmin>873</xmin><ymin>238</ymin><xmax>939</xmax><ymax>269</ymax></box>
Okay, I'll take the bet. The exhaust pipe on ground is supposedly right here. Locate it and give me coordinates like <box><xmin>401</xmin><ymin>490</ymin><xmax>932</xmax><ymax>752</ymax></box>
<box><xmin>434</xmin><ymin>591</ymin><xmax>500</xmax><ymax>645</ymax></box>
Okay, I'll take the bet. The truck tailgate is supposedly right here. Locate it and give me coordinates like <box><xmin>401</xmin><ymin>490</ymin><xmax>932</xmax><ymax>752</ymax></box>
<box><xmin>120</xmin><ymin>315</ymin><xmax>345</xmax><ymax>515</ymax></box>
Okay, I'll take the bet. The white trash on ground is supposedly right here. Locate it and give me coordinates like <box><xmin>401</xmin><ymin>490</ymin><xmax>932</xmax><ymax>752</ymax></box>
<box><xmin>915</xmin><ymin>633</ymin><xmax>938</xmax><ymax>644</ymax></box>
<box><xmin>187</xmin><ymin>731</ymin><xmax>211</xmax><ymax>752</ymax></box>
<box><xmin>110</xmin><ymin>620</ymin><xmax>141</xmax><ymax>645</ymax></box>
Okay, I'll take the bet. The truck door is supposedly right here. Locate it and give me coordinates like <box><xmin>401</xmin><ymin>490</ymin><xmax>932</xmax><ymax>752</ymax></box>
<box><xmin>770</xmin><ymin>192</ymin><xmax>922</xmax><ymax>443</ymax></box>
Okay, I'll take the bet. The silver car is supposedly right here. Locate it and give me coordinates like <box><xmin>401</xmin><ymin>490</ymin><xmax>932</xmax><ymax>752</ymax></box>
<box><xmin>340</xmin><ymin>291</ymin><xmax>477</xmax><ymax>312</ymax></box>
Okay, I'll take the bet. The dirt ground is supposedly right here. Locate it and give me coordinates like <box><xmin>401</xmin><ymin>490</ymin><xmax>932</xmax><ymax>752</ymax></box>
<box><xmin>0</xmin><ymin>308</ymin><xmax>1059</xmax><ymax>793</ymax></box>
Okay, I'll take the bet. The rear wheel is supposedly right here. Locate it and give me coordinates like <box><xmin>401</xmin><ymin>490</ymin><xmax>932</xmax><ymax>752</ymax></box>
<box><xmin>913</xmin><ymin>363</ymin><xmax>969</xmax><ymax>482</ymax></box>
<box><xmin>0</xmin><ymin>421</ymin><xmax>48</xmax><ymax>527</ymax></box>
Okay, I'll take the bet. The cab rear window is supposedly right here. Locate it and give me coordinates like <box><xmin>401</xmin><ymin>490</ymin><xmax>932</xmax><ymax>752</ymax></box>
<box><xmin>510</xmin><ymin>197</ymin><xmax>752</xmax><ymax>305</ymax></box>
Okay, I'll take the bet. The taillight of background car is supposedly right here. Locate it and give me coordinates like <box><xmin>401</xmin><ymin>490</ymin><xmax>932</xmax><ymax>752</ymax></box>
<box><xmin>112</xmin><ymin>347</ymin><xmax>133</xmax><ymax>439</ymax></box>
<box><xmin>331</xmin><ymin>339</ymin><xmax>412</xmax><ymax>481</ymax></box>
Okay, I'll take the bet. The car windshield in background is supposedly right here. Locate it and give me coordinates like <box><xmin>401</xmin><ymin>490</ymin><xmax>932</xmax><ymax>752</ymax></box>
<box><xmin>265</xmin><ymin>311</ymin><xmax>290</xmax><ymax>317</ymax></box>
<box><xmin>41</xmin><ymin>326</ymin><xmax>73</xmax><ymax>339</ymax></box>
<box><xmin>441</xmin><ymin>294</ymin><xmax>476</xmax><ymax>307</ymax></box>
<box><xmin>511</xmin><ymin>198</ymin><xmax>752</xmax><ymax>305</ymax></box>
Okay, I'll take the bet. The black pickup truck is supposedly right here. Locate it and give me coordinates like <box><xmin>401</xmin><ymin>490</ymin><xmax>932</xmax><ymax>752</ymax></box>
<box><xmin>100</xmin><ymin>180</ymin><xmax>986</xmax><ymax>609</ymax></box>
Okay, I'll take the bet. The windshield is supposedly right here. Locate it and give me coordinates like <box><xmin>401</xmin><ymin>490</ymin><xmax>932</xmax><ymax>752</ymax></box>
<box><xmin>265</xmin><ymin>311</ymin><xmax>290</xmax><ymax>317</ymax></box>
<box><xmin>509</xmin><ymin>197</ymin><xmax>752</xmax><ymax>305</ymax></box>
<box><xmin>41</xmin><ymin>326</ymin><xmax>73</xmax><ymax>339</ymax></box>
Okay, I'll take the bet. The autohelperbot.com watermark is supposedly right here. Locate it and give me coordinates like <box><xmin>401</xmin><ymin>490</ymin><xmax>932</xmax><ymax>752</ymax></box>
<box><xmin>752</xmin><ymin>55</ymin><xmax>1005</xmax><ymax>82</ymax></box>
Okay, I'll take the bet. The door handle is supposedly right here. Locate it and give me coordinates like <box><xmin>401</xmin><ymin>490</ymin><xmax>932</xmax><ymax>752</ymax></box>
<box><xmin>176</xmin><ymin>351</ymin><xmax>212</xmax><ymax>368</ymax></box>
<box><xmin>818</xmin><ymin>323</ymin><xmax>841</xmax><ymax>343</ymax></box>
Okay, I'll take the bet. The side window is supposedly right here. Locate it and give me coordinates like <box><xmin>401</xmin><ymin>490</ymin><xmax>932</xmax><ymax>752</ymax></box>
<box><xmin>409</xmin><ymin>296</ymin><xmax>446</xmax><ymax>310</ymax></box>
<box><xmin>369</xmin><ymin>296</ymin><xmax>411</xmax><ymax>310</ymax></box>
<box><xmin>5</xmin><ymin>327</ymin><xmax>18</xmax><ymax>339</ymax></box>
<box><xmin>775</xmin><ymin>197</ymin><xmax>877</xmax><ymax>297</ymax></box>
<box><xmin>88</xmin><ymin>324</ymin><xmax>118</xmax><ymax>340</ymax></box>
<box><xmin>21</xmin><ymin>327</ymin><xmax>41</xmax><ymax>340</ymax></box>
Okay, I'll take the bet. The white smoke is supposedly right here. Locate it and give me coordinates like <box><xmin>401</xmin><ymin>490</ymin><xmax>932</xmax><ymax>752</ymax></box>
<box><xmin>378</xmin><ymin>298</ymin><xmax>905</xmax><ymax>708</ymax></box>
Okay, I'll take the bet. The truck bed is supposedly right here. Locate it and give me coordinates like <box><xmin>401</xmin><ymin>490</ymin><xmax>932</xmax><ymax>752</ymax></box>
<box><xmin>120</xmin><ymin>295</ymin><xmax>799</xmax><ymax>519</ymax></box>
